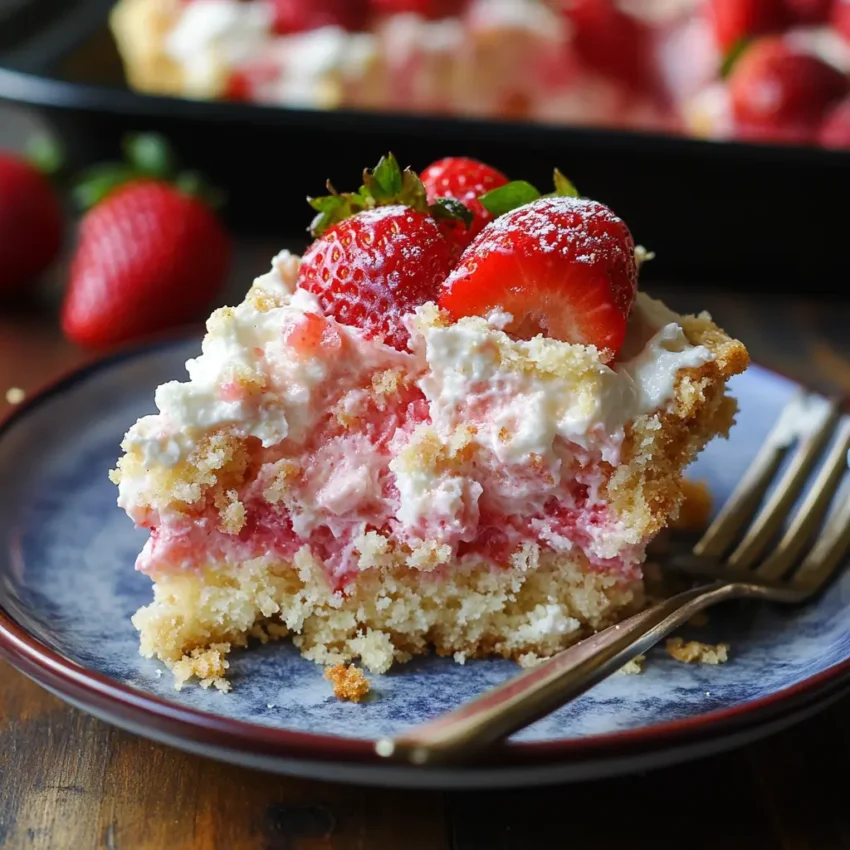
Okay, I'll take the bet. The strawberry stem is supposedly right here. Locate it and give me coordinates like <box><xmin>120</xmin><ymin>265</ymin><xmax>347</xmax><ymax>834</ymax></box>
<box><xmin>122</xmin><ymin>133</ymin><xmax>175</xmax><ymax>180</ymax></box>
<box><xmin>479</xmin><ymin>169</ymin><xmax>581</xmax><ymax>218</ymax></box>
<box><xmin>479</xmin><ymin>181</ymin><xmax>541</xmax><ymax>217</ymax></box>
<box><xmin>175</xmin><ymin>170</ymin><xmax>226</xmax><ymax>210</ymax></box>
<box><xmin>71</xmin><ymin>163</ymin><xmax>139</xmax><ymax>211</ymax></box>
<box><xmin>70</xmin><ymin>132</ymin><xmax>225</xmax><ymax>212</ymax></box>
<box><xmin>720</xmin><ymin>38</ymin><xmax>750</xmax><ymax>79</ymax></box>
<box><xmin>307</xmin><ymin>153</ymin><xmax>472</xmax><ymax>238</ymax></box>
<box><xmin>26</xmin><ymin>134</ymin><xmax>64</xmax><ymax>177</ymax></box>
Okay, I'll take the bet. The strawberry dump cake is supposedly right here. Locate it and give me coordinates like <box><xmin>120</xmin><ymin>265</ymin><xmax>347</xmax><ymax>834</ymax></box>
<box><xmin>111</xmin><ymin>0</ymin><xmax>850</xmax><ymax>148</ymax></box>
<box><xmin>111</xmin><ymin>154</ymin><xmax>748</xmax><ymax>690</ymax></box>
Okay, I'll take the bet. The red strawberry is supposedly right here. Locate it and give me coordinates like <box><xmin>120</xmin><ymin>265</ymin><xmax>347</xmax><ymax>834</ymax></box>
<box><xmin>223</xmin><ymin>62</ymin><xmax>280</xmax><ymax>101</ymax></box>
<box><xmin>370</xmin><ymin>0</ymin><xmax>463</xmax><ymax>18</ymax></box>
<box><xmin>438</xmin><ymin>196</ymin><xmax>637</xmax><ymax>359</ymax></box>
<box><xmin>563</xmin><ymin>0</ymin><xmax>655</xmax><ymax>91</ymax></box>
<box><xmin>706</xmin><ymin>0</ymin><xmax>786</xmax><ymax>52</ymax></box>
<box><xmin>298</xmin><ymin>205</ymin><xmax>454</xmax><ymax>350</ymax></box>
<box><xmin>62</xmin><ymin>181</ymin><xmax>229</xmax><ymax>349</ymax></box>
<box><xmin>729</xmin><ymin>38</ymin><xmax>847</xmax><ymax>137</ymax></box>
<box><xmin>0</xmin><ymin>152</ymin><xmax>63</xmax><ymax>297</ymax></box>
<box><xmin>420</xmin><ymin>156</ymin><xmax>509</xmax><ymax>256</ymax></box>
<box><xmin>832</xmin><ymin>0</ymin><xmax>850</xmax><ymax>41</ymax></box>
<box><xmin>269</xmin><ymin>0</ymin><xmax>368</xmax><ymax>34</ymax></box>
<box><xmin>819</xmin><ymin>95</ymin><xmax>850</xmax><ymax>147</ymax></box>
<box><xmin>783</xmin><ymin>0</ymin><xmax>833</xmax><ymax>22</ymax></box>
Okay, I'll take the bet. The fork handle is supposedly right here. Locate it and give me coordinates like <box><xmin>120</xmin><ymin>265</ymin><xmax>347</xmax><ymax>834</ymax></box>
<box><xmin>378</xmin><ymin>580</ymin><xmax>756</xmax><ymax>765</ymax></box>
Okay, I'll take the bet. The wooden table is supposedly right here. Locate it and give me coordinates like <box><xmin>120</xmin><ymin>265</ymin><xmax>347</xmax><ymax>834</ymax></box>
<box><xmin>2</xmin><ymin>106</ymin><xmax>850</xmax><ymax>850</ymax></box>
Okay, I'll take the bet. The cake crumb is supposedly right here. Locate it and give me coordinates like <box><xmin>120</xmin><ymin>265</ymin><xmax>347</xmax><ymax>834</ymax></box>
<box><xmin>666</xmin><ymin>637</ymin><xmax>729</xmax><ymax>664</ymax></box>
<box><xmin>325</xmin><ymin>664</ymin><xmax>371</xmax><ymax>703</ymax></box>
<box><xmin>172</xmin><ymin>644</ymin><xmax>232</xmax><ymax>691</ymax></box>
<box><xmin>5</xmin><ymin>387</ymin><xmax>25</xmax><ymax>405</ymax></box>
<box><xmin>618</xmin><ymin>655</ymin><xmax>646</xmax><ymax>675</ymax></box>
<box><xmin>672</xmin><ymin>479</ymin><xmax>713</xmax><ymax>531</ymax></box>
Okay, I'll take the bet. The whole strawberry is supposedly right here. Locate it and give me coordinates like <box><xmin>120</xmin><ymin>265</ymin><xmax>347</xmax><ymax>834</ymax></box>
<box><xmin>706</xmin><ymin>0</ymin><xmax>786</xmax><ymax>52</ymax></box>
<box><xmin>0</xmin><ymin>148</ymin><xmax>63</xmax><ymax>298</ymax></box>
<box><xmin>420</xmin><ymin>156</ymin><xmax>509</xmax><ymax>255</ymax></box>
<box><xmin>729</xmin><ymin>37</ymin><xmax>847</xmax><ymax>141</ymax></box>
<box><xmin>439</xmin><ymin>178</ymin><xmax>637</xmax><ymax>360</ymax></box>
<box><xmin>563</xmin><ymin>0</ymin><xmax>656</xmax><ymax>92</ymax></box>
<box><xmin>298</xmin><ymin>154</ymin><xmax>469</xmax><ymax>350</ymax></box>
<box><xmin>61</xmin><ymin>135</ymin><xmax>230</xmax><ymax>349</ymax></box>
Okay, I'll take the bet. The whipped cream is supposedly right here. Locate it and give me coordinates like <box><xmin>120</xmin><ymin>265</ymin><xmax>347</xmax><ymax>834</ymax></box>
<box><xmin>260</xmin><ymin>26</ymin><xmax>381</xmax><ymax>108</ymax></box>
<box><xmin>119</xmin><ymin>252</ymin><xmax>715</xmax><ymax>557</ymax></box>
<box><xmin>165</xmin><ymin>0</ymin><xmax>273</xmax><ymax>95</ymax></box>
<box><xmin>415</xmin><ymin>293</ymin><xmax>712</xmax><ymax>467</ymax></box>
<box><xmin>120</xmin><ymin>250</ymin><xmax>412</xmax><ymax>475</ymax></box>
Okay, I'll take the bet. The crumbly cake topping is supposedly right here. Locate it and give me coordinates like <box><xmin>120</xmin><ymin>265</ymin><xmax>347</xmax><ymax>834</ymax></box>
<box><xmin>111</xmin><ymin>246</ymin><xmax>749</xmax><ymax>598</ymax></box>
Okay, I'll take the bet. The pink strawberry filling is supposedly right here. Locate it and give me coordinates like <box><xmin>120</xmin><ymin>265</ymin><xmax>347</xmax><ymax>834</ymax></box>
<box><xmin>136</xmin><ymin>374</ymin><xmax>643</xmax><ymax>590</ymax></box>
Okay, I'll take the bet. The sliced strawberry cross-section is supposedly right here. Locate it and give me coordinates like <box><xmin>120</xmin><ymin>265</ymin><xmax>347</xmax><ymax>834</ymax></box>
<box><xmin>438</xmin><ymin>196</ymin><xmax>638</xmax><ymax>360</ymax></box>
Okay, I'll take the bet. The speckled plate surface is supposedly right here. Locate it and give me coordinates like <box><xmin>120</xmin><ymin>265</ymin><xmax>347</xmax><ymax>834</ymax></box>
<box><xmin>0</xmin><ymin>339</ymin><xmax>847</xmax><ymax>789</ymax></box>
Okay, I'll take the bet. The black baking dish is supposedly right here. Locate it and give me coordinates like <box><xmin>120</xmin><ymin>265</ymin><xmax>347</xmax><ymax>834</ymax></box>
<box><xmin>1</xmin><ymin>0</ymin><xmax>849</xmax><ymax>292</ymax></box>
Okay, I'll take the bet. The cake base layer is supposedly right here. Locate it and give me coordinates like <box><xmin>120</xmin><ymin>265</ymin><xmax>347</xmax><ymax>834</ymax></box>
<box><xmin>133</xmin><ymin>546</ymin><xmax>643</xmax><ymax>690</ymax></box>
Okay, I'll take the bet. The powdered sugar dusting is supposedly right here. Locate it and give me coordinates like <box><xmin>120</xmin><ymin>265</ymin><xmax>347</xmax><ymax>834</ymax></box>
<box><xmin>478</xmin><ymin>196</ymin><xmax>629</xmax><ymax>261</ymax></box>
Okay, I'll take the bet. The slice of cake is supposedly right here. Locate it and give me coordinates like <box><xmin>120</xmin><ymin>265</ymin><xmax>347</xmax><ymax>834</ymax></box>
<box><xmin>111</xmin><ymin>154</ymin><xmax>748</xmax><ymax>689</ymax></box>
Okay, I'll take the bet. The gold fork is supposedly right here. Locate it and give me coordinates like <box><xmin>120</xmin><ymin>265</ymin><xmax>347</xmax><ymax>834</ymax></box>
<box><xmin>375</xmin><ymin>391</ymin><xmax>850</xmax><ymax>766</ymax></box>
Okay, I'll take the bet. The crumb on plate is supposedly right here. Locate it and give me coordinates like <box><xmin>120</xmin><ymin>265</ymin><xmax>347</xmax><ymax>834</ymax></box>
<box><xmin>172</xmin><ymin>643</ymin><xmax>232</xmax><ymax>692</ymax></box>
<box><xmin>5</xmin><ymin>387</ymin><xmax>25</xmax><ymax>405</ymax></box>
<box><xmin>666</xmin><ymin>637</ymin><xmax>729</xmax><ymax>665</ymax></box>
<box><xmin>618</xmin><ymin>655</ymin><xmax>646</xmax><ymax>675</ymax></box>
<box><xmin>325</xmin><ymin>664</ymin><xmax>371</xmax><ymax>703</ymax></box>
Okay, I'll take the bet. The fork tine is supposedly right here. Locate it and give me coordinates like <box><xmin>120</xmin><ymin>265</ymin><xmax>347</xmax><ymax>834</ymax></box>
<box><xmin>791</xmin><ymin>479</ymin><xmax>850</xmax><ymax>595</ymax></box>
<box><xmin>726</xmin><ymin>399</ymin><xmax>841</xmax><ymax>569</ymax></box>
<box><xmin>757</xmin><ymin>416</ymin><xmax>850</xmax><ymax>582</ymax></box>
<box><xmin>694</xmin><ymin>392</ymin><xmax>828</xmax><ymax>559</ymax></box>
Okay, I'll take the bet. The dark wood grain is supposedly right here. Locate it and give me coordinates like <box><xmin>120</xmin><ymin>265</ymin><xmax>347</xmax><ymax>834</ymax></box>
<box><xmin>2</xmin><ymin>105</ymin><xmax>850</xmax><ymax>850</ymax></box>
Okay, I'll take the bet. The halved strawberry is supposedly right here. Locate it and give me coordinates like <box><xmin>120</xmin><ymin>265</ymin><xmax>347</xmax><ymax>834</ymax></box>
<box><xmin>438</xmin><ymin>196</ymin><xmax>637</xmax><ymax>359</ymax></box>
<box><xmin>420</xmin><ymin>156</ymin><xmax>509</xmax><ymax>256</ymax></box>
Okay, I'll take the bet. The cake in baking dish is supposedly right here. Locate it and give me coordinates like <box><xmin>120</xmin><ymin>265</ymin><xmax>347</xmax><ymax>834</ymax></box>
<box><xmin>111</xmin><ymin>154</ymin><xmax>748</xmax><ymax>690</ymax></box>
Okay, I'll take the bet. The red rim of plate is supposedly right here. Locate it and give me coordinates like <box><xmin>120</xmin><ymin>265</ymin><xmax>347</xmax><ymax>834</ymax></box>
<box><xmin>0</xmin><ymin>333</ymin><xmax>847</xmax><ymax>769</ymax></box>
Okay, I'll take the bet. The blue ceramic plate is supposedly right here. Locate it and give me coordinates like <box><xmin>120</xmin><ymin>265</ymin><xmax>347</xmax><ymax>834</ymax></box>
<box><xmin>0</xmin><ymin>339</ymin><xmax>847</xmax><ymax>789</ymax></box>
